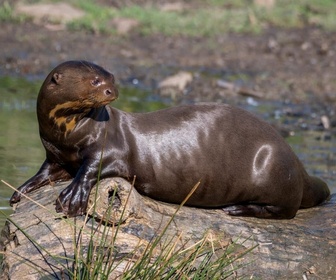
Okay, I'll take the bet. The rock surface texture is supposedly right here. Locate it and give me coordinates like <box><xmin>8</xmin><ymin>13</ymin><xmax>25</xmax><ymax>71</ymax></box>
<box><xmin>1</xmin><ymin>178</ymin><xmax>335</xmax><ymax>279</ymax></box>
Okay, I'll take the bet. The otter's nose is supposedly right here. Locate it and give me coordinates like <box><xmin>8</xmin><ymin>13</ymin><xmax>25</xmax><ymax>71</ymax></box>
<box><xmin>105</xmin><ymin>89</ymin><xmax>112</xmax><ymax>95</ymax></box>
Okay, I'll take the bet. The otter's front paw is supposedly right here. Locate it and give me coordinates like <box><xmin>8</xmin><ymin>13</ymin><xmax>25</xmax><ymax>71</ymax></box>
<box><xmin>55</xmin><ymin>184</ymin><xmax>89</xmax><ymax>217</ymax></box>
<box><xmin>9</xmin><ymin>191</ymin><xmax>21</xmax><ymax>206</ymax></box>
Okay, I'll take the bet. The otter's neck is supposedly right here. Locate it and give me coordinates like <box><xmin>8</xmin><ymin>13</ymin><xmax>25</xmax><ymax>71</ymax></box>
<box><xmin>37</xmin><ymin>95</ymin><xmax>91</xmax><ymax>139</ymax></box>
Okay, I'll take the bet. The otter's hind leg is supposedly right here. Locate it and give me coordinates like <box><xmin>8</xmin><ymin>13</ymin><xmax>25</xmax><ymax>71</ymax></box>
<box><xmin>222</xmin><ymin>204</ymin><xmax>297</xmax><ymax>219</ymax></box>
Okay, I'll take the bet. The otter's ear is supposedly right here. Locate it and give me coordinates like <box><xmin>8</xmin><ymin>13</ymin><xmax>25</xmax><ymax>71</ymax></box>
<box><xmin>51</xmin><ymin>73</ymin><xmax>62</xmax><ymax>84</ymax></box>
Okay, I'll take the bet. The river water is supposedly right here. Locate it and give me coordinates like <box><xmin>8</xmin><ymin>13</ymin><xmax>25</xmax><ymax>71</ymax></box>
<box><xmin>0</xmin><ymin>77</ymin><xmax>335</xmax><ymax>227</ymax></box>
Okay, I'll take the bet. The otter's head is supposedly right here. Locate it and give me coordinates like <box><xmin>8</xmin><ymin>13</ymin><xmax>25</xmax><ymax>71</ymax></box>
<box><xmin>37</xmin><ymin>60</ymin><xmax>118</xmax><ymax>136</ymax></box>
<box><xmin>39</xmin><ymin>60</ymin><xmax>118</xmax><ymax>108</ymax></box>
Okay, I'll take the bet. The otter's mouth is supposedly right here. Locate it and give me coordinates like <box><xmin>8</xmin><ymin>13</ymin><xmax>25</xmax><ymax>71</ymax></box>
<box><xmin>100</xmin><ymin>96</ymin><xmax>118</xmax><ymax>106</ymax></box>
<box><xmin>88</xmin><ymin>88</ymin><xmax>118</xmax><ymax>107</ymax></box>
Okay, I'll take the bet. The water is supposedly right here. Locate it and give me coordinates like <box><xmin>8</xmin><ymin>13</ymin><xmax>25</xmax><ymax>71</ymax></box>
<box><xmin>0</xmin><ymin>77</ymin><xmax>335</xmax><ymax>227</ymax></box>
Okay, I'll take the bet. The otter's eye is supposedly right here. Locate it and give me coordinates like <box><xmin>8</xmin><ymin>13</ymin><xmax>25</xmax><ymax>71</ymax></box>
<box><xmin>91</xmin><ymin>78</ymin><xmax>101</xmax><ymax>87</ymax></box>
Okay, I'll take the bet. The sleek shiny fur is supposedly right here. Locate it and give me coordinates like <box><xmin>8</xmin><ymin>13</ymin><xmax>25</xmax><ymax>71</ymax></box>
<box><xmin>10</xmin><ymin>60</ymin><xmax>330</xmax><ymax>218</ymax></box>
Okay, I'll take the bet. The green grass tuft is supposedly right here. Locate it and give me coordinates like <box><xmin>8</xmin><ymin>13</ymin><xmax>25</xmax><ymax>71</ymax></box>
<box><xmin>0</xmin><ymin>1</ymin><xmax>28</xmax><ymax>23</ymax></box>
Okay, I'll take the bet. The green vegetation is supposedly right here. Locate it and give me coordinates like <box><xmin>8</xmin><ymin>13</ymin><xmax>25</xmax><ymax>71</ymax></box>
<box><xmin>0</xmin><ymin>1</ymin><xmax>27</xmax><ymax>23</ymax></box>
<box><xmin>0</xmin><ymin>1</ymin><xmax>15</xmax><ymax>22</ymax></box>
<box><xmin>2</xmin><ymin>0</ymin><xmax>336</xmax><ymax>35</ymax></box>
<box><xmin>68</xmin><ymin>0</ymin><xmax>336</xmax><ymax>35</ymax></box>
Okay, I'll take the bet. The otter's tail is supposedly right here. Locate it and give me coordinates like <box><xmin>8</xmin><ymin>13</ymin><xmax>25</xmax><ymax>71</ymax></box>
<box><xmin>300</xmin><ymin>176</ymin><xmax>330</xmax><ymax>208</ymax></box>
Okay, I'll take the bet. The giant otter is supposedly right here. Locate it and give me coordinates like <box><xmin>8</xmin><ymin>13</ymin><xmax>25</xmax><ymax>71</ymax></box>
<box><xmin>10</xmin><ymin>60</ymin><xmax>330</xmax><ymax>219</ymax></box>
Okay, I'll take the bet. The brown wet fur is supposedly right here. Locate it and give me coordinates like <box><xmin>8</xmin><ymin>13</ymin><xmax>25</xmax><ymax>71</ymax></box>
<box><xmin>10</xmin><ymin>60</ymin><xmax>330</xmax><ymax>218</ymax></box>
